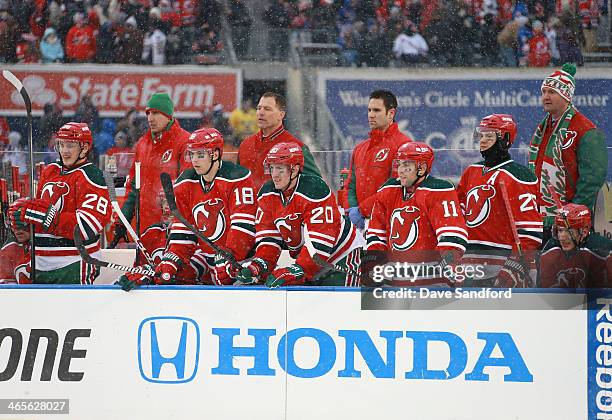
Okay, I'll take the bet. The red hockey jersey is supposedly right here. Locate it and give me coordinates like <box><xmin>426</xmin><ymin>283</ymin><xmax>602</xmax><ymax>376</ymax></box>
<box><xmin>35</xmin><ymin>162</ymin><xmax>111</xmax><ymax>275</ymax></box>
<box><xmin>0</xmin><ymin>238</ymin><xmax>30</xmax><ymax>284</ymax></box>
<box><xmin>540</xmin><ymin>234</ymin><xmax>611</xmax><ymax>288</ymax></box>
<box><xmin>457</xmin><ymin>160</ymin><xmax>543</xmax><ymax>275</ymax></box>
<box><xmin>255</xmin><ymin>174</ymin><xmax>357</xmax><ymax>279</ymax></box>
<box><xmin>167</xmin><ymin>161</ymin><xmax>257</xmax><ymax>284</ymax></box>
<box><xmin>366</xmin><ymin>176</ymin><xmax>468</xmax><ymax>285</ymax></box>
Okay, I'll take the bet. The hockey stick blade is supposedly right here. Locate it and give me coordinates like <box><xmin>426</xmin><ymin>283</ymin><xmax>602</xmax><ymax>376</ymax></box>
<box><xmin>3</xmin><ymin>70</ymin><xmax>32</xmax><ymax>114</ymax></box>
<box><xmin>74</xmin><ymin>226</ymin><xmax>156</xmax><ymax>276</ymax></box>
<box><xmin>103</xmin><ymin>171</ymin><xmax>154</xmax><ymax>265</ymax></box>
<box><xmin>159</xmin><ymin>172</ymin><xmax>241</xmax><ymax>269</ymax></box>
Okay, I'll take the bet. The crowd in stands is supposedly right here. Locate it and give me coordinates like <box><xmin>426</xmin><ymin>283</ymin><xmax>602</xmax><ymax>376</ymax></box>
<box><xmin>263</xmin><ymin>0</ymin><xmax>606</xmax><ymax>67</ymax></box>
<box><xmin>0</xmin><ymin>0</ymin><xmax>225</xmax><ymax>65</ymax></box>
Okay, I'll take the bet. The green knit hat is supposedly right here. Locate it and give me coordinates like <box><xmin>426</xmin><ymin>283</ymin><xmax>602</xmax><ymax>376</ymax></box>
<box><xmin>541</xmin><ymin>63</ymin><xmax>577</xmax><ymax>103</ymax></box>
<box><xmin>145</xmin><ymin>92</ymin><xmax>174</xmax><ymax>118</ymax></box>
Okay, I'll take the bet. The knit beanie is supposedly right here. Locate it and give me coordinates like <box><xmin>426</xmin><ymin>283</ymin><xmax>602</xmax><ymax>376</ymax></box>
<box><xmin>145</xmin><ymin>93</ymin><xmax>174</xmax><ymax>118</ymax></box>
<box><xmin>541</xmin><ymin>63</ymin><xmax>577</xmax><ymax>103</ymax></box>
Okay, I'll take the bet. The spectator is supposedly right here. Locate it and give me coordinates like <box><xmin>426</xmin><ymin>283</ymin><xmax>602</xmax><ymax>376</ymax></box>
<box><xmin>142</xmin><ymin>19</ymin><xmax>167</xmax><ymax>65</ymax></box>
<box><xmin>229</xmin><ymin>99</ymin><xmax>257</xmax><ymax>144</ymax></box>
<box><xmin>392</xmin><ymin>22</ymin><xmax>428</xmax><ymax>65</ymax></box>
<box><xmin>360</xmin><ymin>21</ymin><xmax>391</xmax><ymax>67</ymax></box>
<box><xmin>311</xmin><ymin>0</ymin><xmax>338</xmax><ymax>43</ymax></box>
<box><xmin>546</xmin><ymin>16</ymin><xmax>561</xmax><ymax>65</ymax></box>
<box><xmin>0</xmin><ymin>116</ymin><xmax>9</xmax><ymax>145</ymax></box>
<box><xmin>96</xmin><ymin>19</ymin><xmax>115</xmax><ymax>64</ymax></box>
<box><xmin>227</xmin><ymin>0</ymin><xmax>252</xmax><ymax>58</ymax></box>
<box><xmin>75</xmin><ymin>95</ymin><xmax>100</xmax><ymax>135</ymax></box>
<box><xmin>115</xmin><ymin>15</ymin><xmax>144</xmax><ymax>64</ymax></box>
<box><xmin>166</xmin><ymin>25</ymin><xmax>184</xmax><ymax>64</ymax></box>
<box><xmin>525</xmin><ymin>20</ymin><xmax>551</xmax><ymax>66</ymax></box>
<box><xmin>116</xmin><ymin>108</ymin><xmax>145</xmax><ymax>147</ymax></box>
<box><xmin>2</xmin><ymin>132</ymin><xmax>26</xmax><ymax>174</ymax></box>
<box><xmin>0</xmin><ymin>2</ymin><xmax>17</xmax><ymax>63</ymax></box>
<box><xmin>423</xmin><ymin>8</ymin><xmax>453</xmax><ymax>66</ymax></box>
<box><xmin>16</xmin><ymin>34</ymin><xmax>40</xmax><ymax>63</ymax></box>
<box><xmin>517</xmin><ymin>18</ymin><xmax>533</xmax><ymax>66</ymax></box>
<box><xmin>211</xmin><ymin>103</ymin><xmax>232</xmax><ymax>139</ymax></box>
<box><xmin>557</xmin><ymin>11</ymin><xmax>583</xmax><ymax>65</ymax></box>
<box><xmin>37</xmin><ymin>103</ymin><xmax>63</xmax><ymax>152</ymax></box>
<box><xmin>192</xmin><ymin>21</ymin><xmax>222</xmax><ymax>56</ymax></box>
<box><xmin>497</xmin><ymin>14</ymin><xmax>528</xmax><ymax>67</ymax></box>
<box><xmin>339</xmin><ymin>24</ymin><xmax>360</xmax><ymax>66</ymax></box>
<box><xmin>106</xmin><ymin>130</ymin><xmax>134</xmax><ymax>177</ymax></box>
<box><xmin>40</xmin><ymin>27</ymin><xmax>64</xmax><ymax>63</ymax></box>
<box><xmin>578</xmin><ymin>0</ymin><xmax>599</xmax><ymax>53</ymax></box>
<box><xmin>529</xmin><ymin>64</ymin><xmax>606</xmax><ymax>243</ymax></box>
<box><xmin>65</xmin><ymin>12</ymin><xmax>96</xmax><ymax>62</ymax></box>
<box><xmin>95</xmin><ymin>118</ymin><xmax>117</xmax><ymax>157</ymax></box>
<box><xmin>480</xmin><ymin>13</ymin><xmax>500</xmax><ymax>67</ymax></box>
<box><xmin>264</xmin><ymin>0</ymin><xmax>290</xmax><ymax>60</ymax></box>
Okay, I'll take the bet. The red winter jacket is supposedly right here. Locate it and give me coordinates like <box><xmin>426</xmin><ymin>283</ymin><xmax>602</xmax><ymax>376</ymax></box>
<box><xmin>65</xmin><ymin>25</ymin><xmax>96</xmax><ymax>62</ymax></box>
<box><xmin>347</xmin><ymin>122</ymin><xmax>412</xmax><ymax>217</ymax></box>
<box><xmin>122</xmin><ymin>119</ymin><xmax>191</xmax><ymax>230</ymax></box>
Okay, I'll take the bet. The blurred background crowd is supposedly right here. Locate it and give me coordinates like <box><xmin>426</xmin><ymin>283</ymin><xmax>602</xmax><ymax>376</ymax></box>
<box><xmin>0</xmin><ymin>0</ymin><xmax>607</xmax><ymax>68</ymax></box>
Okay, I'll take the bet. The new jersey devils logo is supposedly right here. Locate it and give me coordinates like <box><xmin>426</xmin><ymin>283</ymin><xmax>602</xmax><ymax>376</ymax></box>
<box><xmin>389</xmin><ymin>206</ymin><xmax>420</xmax><ymax>251</ymax></box>
<box><xmin>374</xmin><ymin>148</ymin><xmax>390</xmax><ymax>162</ymax></box>
<box><xmin>275</xmin><ymin>213</ymin><xmax>303</xmax><ymax>250</ymax></box>
<box><xmin>161</xmin><ymin>149</ymin><xmax>173</xmax><ymax>163</ymax></box>
<box><xmin>40</xmin><ymin>181</ymin><xmax>70</xmax><ymax>212</ymax></box>
<box><xmin>192</xmin><ymin>198</ymin><xmax>225</xmax><ymax>242</ymax></box>
<box><xmin>558</xmin><ymin>129</ymin><xmax>577</xmax><ymax>150</ymax></box>
<box><xmin>554</xmin><ymin>267</ymin><xmax>586</xmax><ymax>288</ymax></box>
<box><xmin>464</xmin><ymin>184</ymin><xmax>496</xmax><ymax>227</ymax></box>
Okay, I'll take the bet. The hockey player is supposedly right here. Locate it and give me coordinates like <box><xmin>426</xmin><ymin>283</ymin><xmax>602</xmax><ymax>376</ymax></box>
<box><xmin>347</xmin><ymin>90</ymin><xmax>412</xmax><ymax>230</ymax></box>
<box><xmin>116</xmin><ymin>191</ymin><xmax>210</xmax><ymax>291</ymax></box>
<box><xmin>457</xmin><ymin>114</ymin><xmax>543</xmax><ymax>287</ymax></box>
<box><xmin>118</xmin><ymin>127</ymin><xmax>257</xmax><ymax>289</ymax></box>
<box><xmin>113</xmin><ymin>92</ymin><xmax>191</xmax><ymax>244</ymax></box>
<box><xmin>236</xmin><ymin>142</ymin><xmax>360</xmax><ymax>287</ymax></box>
<box><xmin>0</xmin><ymin>212</ymin><xmax>31</xmax><ymax>284</ymax></box>
<box><xmin>365</xmin><ymin>142</ymin><xmax>468</xmax><ymax>286</ymax></box>
<box><xmin>9</xmin><ymin>122</ymin><xmax>111</xmax><ymax>284</ymax></box>
<box><xmin>540</xmin><ymin>204</ymin><xmax>611</xmax><ymax>288</ymax></box>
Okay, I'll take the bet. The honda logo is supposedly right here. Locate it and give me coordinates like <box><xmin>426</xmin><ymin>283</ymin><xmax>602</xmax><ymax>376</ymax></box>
<box><xmin>137</xmin><ymin>317</ymin><xmax>200</xmax><ymax>384</ymax></box>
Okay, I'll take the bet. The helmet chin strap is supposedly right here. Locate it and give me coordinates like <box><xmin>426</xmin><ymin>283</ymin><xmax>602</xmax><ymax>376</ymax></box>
<box><xmin>59</xmin><ymin>143</ymin><xmax>88</xmax><ymax>169</ymax></box>
<box><xmin>280</xmin><ymin>165</ymin><xmax>300</xmax><ymax>192</ymax></box>
<box><xmin>201</xmin><ymin>149</ymin><xmax>221</xmax><ymax>178</ymax></box>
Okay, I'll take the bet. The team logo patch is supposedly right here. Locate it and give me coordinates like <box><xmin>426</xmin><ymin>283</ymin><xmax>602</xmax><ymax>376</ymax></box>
<box><xmin>374</xmin><ymin>148</ymin><xmax>390</xmax><ymax>163</ymax></box>
<box><xmin>275</xmin><ymin>213</ymin><xmax>303</xmax><ymax>250</ymax></box>
<box><xmin>464</xmin><ymin>184</ymin><xmax>496</xmax><ymax>228</ymax></box>
<box><xmin>389</xmin><ymin>206</ymin><xmax>420</xmax><ymax>251</ymax></box>
<box><xmin>40</xmin><ymin>181</ymin><xmax>70</xmax><ymax>213</ymax></box>
<box><xmin>192</xmin><ymin>198</ymin><xmax>225</xmax><ymax>242</ymax></box>
<box><xmin>558</xmin><ymin>129</ymin><xmax>577</xmax><ymax>150</ymax></box>
<box><xmin>554</xmin><ymin>267</ymin><xmax>586</xmax><ymax>288</ymax></box>
<box><xmin>161</xmin><ymin>149</ymin><xmax>173</xmax><ymax>163</ymax></box>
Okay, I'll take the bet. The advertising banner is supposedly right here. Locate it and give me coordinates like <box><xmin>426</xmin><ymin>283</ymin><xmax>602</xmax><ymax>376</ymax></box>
<box><xmin>320</xmin><ymin>70</ymin><xmax>612</xmax><ymax>179</ymax></box>
<box><xmin>0</xmin><ymin>65</ymin><xmax>241</xmax><ymax>118</ymax></box>
<box><xmin>0</xmin><ymin>287</ymin><xmax>600</xmax><ymax>419</ymax></box>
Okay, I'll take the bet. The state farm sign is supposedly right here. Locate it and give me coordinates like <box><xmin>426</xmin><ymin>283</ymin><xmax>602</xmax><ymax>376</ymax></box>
<box><xmin>0</xmin><ymin>64</ymin><xmax>241</xmax><ymax>118</ymax></box>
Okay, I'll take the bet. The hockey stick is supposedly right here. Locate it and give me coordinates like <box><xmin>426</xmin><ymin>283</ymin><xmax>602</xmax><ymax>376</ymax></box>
<box><xmin>103</xmin><ymin>171</ymin><xmax>154</xmax><ymax>266</ymax></box>
<box><xmin>73</xmin><ymin>225</ymin><xmax>156</xmax><ymax>276</ymax></box>
<box><xmin>498</xmin><ymin>179</ymin><xmax>533</xmax><ymax>286</ymax></box>
<box><xmin>159</xmin><ymin>172</ymin><xmax>241</xmax><ymax>270</ymax></box>
<box><xmin>3</xmin><ymin>70</ymin><xmax>36</xmax><ymax>282</ymax></box>
<box><xmin>134</xmin><ymin>161</ymin><xmax>141</xmax><ymax>265</ymax></box>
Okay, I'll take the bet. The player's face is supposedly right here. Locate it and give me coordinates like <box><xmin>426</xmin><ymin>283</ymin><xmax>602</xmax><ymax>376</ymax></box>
<box><xmin>541</xmin><ymin>87</ymin><xmax>569</xmax><ymax>118</ymax></box>
<box><xmin>368</xmin><ymin>98</ymin><xmax>394</xmax><ymax>131</ymax></box>
<box><xmin>396</xmin><ymin>160</ymin><xmax>419</xmax><ymax>187</ymax></box>
<box><xmin>256</xmin><ymin>97</ymin><xmax>285</xmax><ymax>134</ymax></box>
<box><xmin>189</xmin><ymin>149</ymin><xmax>214</xmax><ymax>175</ymax></box>
<box><xmin>147</xmin><ymin>109</ymin><xmax>172</xmax><ymax>134</ymax></box>
<box><xmin>269</xmin><ymin>163</ymin><xmax>297</xmax><ymax>190</ymax></box>
<box><xmin>57</xmin><ymin>140</ymin><xmax>87</xmax><ymax>167</ymax></box>
<box><xmin>556</xmin><ymin>226</ymin><xmax>587</xmax><ymax>251</ymax></box>
<box><xmin>479</xmin><ymin>131</ymin><xmax>498</xmax><ymax>151</ymax></box>
<box><xmin>12</xmin><ymin>227</ymin><xmax>29</xmax><ymax>244</ymax></box>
